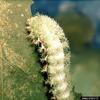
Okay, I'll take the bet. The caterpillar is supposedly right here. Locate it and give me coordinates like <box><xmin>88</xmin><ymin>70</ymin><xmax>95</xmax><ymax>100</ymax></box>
<box><xmin>26</xmin><ymin>14</ymin><xmax>71</xmax><ymax>100</ymax></box>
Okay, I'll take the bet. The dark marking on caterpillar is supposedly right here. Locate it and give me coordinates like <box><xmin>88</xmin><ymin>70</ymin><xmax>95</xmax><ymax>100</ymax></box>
<box><xmin>26</xmin><ymin>14</ymin><xmax>72</xmax><ymax>100</ymax></box>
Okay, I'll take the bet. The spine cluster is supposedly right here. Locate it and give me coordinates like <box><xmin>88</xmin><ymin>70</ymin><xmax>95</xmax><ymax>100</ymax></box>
<box><xmin>26</xmin><ymin>15</ymin><xmax>71</xmax><ymax>100</ymax></box>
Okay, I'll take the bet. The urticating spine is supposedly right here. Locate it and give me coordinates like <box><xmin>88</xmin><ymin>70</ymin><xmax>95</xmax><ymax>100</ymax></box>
<box><xmin>26</xmin><ymin>15</ymin><xmax>71</xmax><ymax>100</ymax></box>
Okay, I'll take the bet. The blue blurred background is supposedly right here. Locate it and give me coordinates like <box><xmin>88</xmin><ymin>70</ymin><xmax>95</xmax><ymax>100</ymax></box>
<box><xmin>31</xmin><ymin>0</ymin><xmax>100</xmax><ymax>97</ymax></box>
<box><xmin>31</xmin><ymin>0</ymin><xmax>100</xmax><ymax>48</ymax></box>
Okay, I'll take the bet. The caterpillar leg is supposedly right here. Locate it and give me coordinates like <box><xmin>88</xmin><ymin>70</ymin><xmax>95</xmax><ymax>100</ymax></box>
<box><xmin>41</xmin><ymin>65</ymin><xmax>48</xmax><ymax>73</ymax></box>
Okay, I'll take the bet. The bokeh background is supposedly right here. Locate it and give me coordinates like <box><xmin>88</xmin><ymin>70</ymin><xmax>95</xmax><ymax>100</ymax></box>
<box><xmin>0</xmin><ymin>0</ymin><xmax>100</xmax><ymax>100</ymax></box>
<box><xmin>31</xmin><ymin>0</ymin><xmax>100</xmax><ymax>97</ymax></box>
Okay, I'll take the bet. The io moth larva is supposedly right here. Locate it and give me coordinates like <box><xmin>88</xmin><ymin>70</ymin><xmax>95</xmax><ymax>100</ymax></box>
<box><xmin>26</xmin><ymin>14</ymin><xmax>71</xmax><ymax>100</ymax></box>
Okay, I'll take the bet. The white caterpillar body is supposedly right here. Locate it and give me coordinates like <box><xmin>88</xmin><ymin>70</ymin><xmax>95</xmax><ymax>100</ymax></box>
<box><xmin>26</xmin><ymin>15</ymin><xmax>71</xmax><ymax>100</ymax></box>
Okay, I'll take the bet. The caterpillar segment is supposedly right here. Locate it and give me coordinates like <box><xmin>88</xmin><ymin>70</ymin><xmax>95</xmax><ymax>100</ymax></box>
<box><xmin>26</xmin><ymin>15</ymin><xmax>71</xmax><ymax>100</ymax></box>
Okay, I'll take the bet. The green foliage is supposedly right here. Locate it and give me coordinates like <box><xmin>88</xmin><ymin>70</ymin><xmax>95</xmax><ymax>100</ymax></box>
<box><xmin>0</xmin><ymin>0</ymin><xmax>47</xmax><ymax>100</ymax></box>
<box><xmin>57</xmin><ymin>11</ymin><xmax>95</xmax><ymax>49</ymax></box>
<box><xmin>71</xmin><ymin>48</ymin><xmax>100</xmax><ymax>96</ymax></box>
<box><xmin>72</xmin><ymin>87</ymin><xmax>82</xmax><ymax>100</ymax></box>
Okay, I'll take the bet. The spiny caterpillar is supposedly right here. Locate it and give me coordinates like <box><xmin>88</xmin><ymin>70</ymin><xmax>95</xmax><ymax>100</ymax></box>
<box><xmin>26</xmin><ymin>14</ymin><xmax>71</xmax><ymax>100</ymax></box>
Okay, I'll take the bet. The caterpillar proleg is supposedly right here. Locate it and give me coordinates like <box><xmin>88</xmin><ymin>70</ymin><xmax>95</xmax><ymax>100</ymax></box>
<box><xmin>26</xmin><ymin>14</ymin><xmax>71</xmax><ymax>100</ymax></box>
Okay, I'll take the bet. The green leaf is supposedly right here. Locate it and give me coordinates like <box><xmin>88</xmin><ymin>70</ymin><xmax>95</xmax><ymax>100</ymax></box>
<box><xmin>0</xmin><ymin>0</ymin><xmax>47</xmax><ymax>100</ymax></box>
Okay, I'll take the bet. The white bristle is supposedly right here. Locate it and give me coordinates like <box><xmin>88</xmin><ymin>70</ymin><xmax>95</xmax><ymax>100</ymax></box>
<box><xmin>26</xmin><ymin>15</ymin><xmax>72</xmax><ymax>100</ymax></box>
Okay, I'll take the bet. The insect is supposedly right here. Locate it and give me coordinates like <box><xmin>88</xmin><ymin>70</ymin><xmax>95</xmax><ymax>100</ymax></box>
<box><xmin>26</xmin><ymin>14</ymin><xmax>71</xmax><ymax>100</ymax></box>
